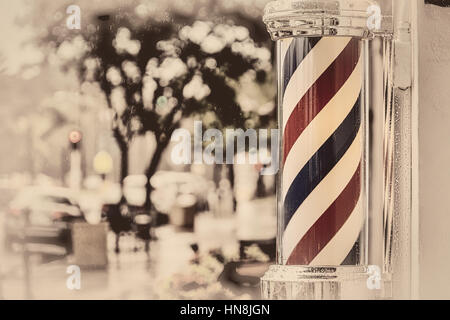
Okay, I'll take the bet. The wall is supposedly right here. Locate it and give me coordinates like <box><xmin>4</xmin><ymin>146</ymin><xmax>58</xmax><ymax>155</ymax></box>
<box><xmin>418</xmin><ymin>0</ymin><xmax>450</xmax><ymax>299</ymax></box>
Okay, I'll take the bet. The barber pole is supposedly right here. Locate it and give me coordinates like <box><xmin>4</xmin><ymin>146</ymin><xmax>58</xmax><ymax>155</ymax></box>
<box><xmin>280</xmin><ymin>37</ymin><xmax>364</xmax><ymax>266</ymax></box>
<box><xmin>261</xmin><ymin>0</ymin><xmax>396</xmax><ymax>300</ymax></box>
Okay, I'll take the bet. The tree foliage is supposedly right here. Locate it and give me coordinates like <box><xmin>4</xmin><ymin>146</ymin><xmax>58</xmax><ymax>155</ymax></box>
<box><xmin>46</xmin><ymin>6</ymin><xmax>275</xmax><ymax>207</ymax></box>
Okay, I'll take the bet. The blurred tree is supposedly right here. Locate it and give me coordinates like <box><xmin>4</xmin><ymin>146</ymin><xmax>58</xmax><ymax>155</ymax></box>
<box><xmin>45</xmin><ymin>4</ymin><xmax>275</xmax><ymax>209</ymax></box>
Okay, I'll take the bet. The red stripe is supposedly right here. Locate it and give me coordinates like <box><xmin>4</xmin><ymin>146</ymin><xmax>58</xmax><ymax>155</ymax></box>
<box><xmin>286</xmin><ymin>164</ymin><xmax>361</xmax><ymax>266</ymax></box>
<box><xmin>283</xmin><ymin>38</ymin><xmax>360</xmax><ymax>164</ymax></box>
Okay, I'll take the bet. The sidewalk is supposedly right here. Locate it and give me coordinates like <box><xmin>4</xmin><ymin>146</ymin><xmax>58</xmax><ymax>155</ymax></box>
<box><xmin>1</xmin><ymin>226</ymin><xmax>196</xmax><ymax>299</ymax></box>
<box><xmin>1</xmin><ymin>225</ymin><xmax>260</xmax><ymax>300</ymax></box>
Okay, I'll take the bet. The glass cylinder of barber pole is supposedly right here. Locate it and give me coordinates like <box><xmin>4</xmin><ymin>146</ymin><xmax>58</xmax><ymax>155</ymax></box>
<box><xmin>261</xmin><ymin>0</ymin><xmax>393</xmax><ymax>300</ymax></box>
<box><xmin>279</xmin><ymin>34</ymin><xmax>366</xmax><ymax>268</ymax></box>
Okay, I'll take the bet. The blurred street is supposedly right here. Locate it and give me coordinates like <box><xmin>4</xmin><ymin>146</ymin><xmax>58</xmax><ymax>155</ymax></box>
<box><xmin>0</xmin><ymin>0</ymin><xmax>275</xmax><ymax>300</ymax></box>
<box><xmin>1</xmin><ymin>225</ymin><xmax>263</xmax><ymax>300</ymax></box>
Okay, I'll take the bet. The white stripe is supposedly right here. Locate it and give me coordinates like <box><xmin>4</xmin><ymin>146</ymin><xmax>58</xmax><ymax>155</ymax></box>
<box><xmin>282</xmin><ymin>37</ymin><xmax>351</xmax><ymax>130</ymax></box>
<box><xmin>309</xmin><ymin>195</ymin><xmax>364</xmax><ymax>266</ymax></box>
<box><xmin>282</xmin><ymin>56</ymin><xmax>362</xmax><ymax>200</ymax></box>
<box><xmin>282</xmin><ymin>129</ymin><xmax>362</xmax><ymax>264</ymax></box>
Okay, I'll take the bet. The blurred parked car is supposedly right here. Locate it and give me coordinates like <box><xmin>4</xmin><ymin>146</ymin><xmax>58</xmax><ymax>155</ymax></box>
<box><xmin>3</xmin><ymin>186</ymin><xmax>84</xmax><ymax>254</ymax></box>
<box><xmin>150</xmin><ymin>171</ymin><xmax>209</xmax><ymax>216</ymax></box>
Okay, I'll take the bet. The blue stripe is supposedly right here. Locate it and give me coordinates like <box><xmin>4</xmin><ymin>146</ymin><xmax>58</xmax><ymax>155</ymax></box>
<box><xmin>282</xmin><ymin>37</ymin><xmax>321</xmax><ymax>99</ymax></box>
<box><xmin>283</xmin><ymin>96</ymin><xmax>361</xmax><ymax>229</ymax></box>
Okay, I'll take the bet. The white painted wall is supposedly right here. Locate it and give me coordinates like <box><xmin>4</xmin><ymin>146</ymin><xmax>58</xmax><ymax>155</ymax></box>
<box><xmin>418</xmin><ymin>1</ymin><xmax>450</xmax><ymax>299</ymax></box>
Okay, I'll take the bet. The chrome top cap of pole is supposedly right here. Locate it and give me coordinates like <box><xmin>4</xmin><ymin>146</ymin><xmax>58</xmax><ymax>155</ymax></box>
<box><xmin>263</xmin><ymin>0</ymin><xmax>393</xmax><ymax>40</ymax></box>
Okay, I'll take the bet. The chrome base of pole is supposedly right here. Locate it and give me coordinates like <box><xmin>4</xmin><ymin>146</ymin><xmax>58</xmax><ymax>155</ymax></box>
<box><xmin>261</xmin><ymin>265</ymin><xmax>391</xmax><ymax>300</ymax></box>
